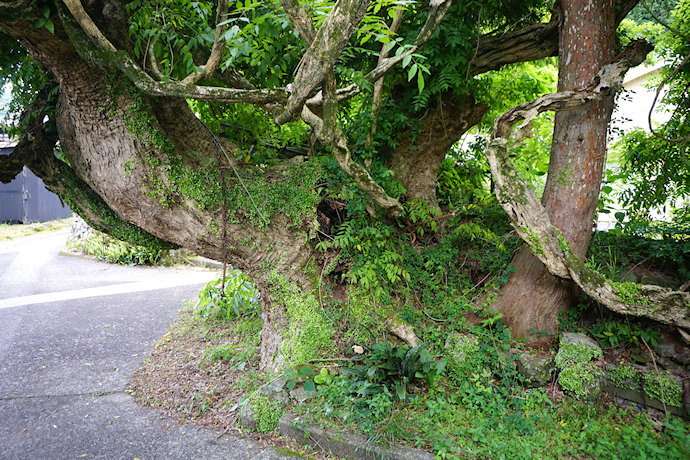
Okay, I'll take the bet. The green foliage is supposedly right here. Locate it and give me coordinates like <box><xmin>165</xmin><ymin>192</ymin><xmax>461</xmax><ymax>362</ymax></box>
<box><xmin>194</xmin><ymin>271</ymin><xmax>259</xmax><ymax>321</ymax></box>
<box><xmin>0</xmin><ymin>31</ymin><xmax>53</xmax><ymax>133</ymax></box>
<box><xmin>642</xmin><ymin>370</ymin><xmax>684</xmax><ymax>407</ymax></box>
<box><xmin>345</xmin><ymin>341</ymin><xmax>446</xmax><ymax>402</ymax></box>
<box><xmin>127</xmin><ymin>0</ymin><xmax>216</xmax><ymax>80</ymax></box>
<box><xmin>611</xmin><ymin>1</ymin><xmax>690</xmax><ymax>229</ymax></box>
<box><xmin>266</xmin><ymin>270</ymin><xmax>333</xmax><ymax>367</ymax></box>
<box><xmin>248</xmin><ymin>394</ymin><xmax>283</xmax><ymax>433</ymax></box>
<box><xmin>591</xmin><ymin>321</ymin><xmax>660</xmax><ymax>348</ymax></box>
<box><xmin>69</xmin><ymin>232</ymin><xmax>164</xmax><ymax>265</ymax></box>
<box><xmin>588</xmin><ymin>228</ymin><xmax>690</xmax><ymax>279</ymax></box>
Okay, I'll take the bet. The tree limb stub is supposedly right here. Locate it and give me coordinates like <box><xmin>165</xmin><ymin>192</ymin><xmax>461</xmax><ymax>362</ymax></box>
<box><xmin>487</xmin><ymin>40</ymin><xmax>690</xmax><ymax>329</ymax></box>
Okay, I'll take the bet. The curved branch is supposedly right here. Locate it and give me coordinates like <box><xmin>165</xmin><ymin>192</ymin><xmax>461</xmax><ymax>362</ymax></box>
<box><xmin>274</xmin><ymin>0</ymin><xmax>372</xmax><ymax>125</ymax></box>
<box><xmin>61</xmin><ymin>0</ymin><xmax>116</xmax><ymax>51</ymax></box>
<box><xmin>56</xmin><ymin>3</ymin><xmax>290</xmax><ymax>106</ymax></box>
<box><xmin>486</xmin><ymin>40</ymin><xmax>690</xmax><ymax>330</ymax></box>
<box><xmin>181</xmin><ymin>0</ymin><xmax>229</xmax><ymax>85</ymax></box>
<box><xmin>364</xmin><ymin>0</ymin><xmax>452</xmax><ymax>84</ymax></box>
<box><xmin>301</xmin><ymin>74</ymin><xmax>403</xmax><ymax>216</ymax></box>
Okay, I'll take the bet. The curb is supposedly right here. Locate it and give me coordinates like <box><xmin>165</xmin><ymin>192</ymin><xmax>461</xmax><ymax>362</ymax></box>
<box><xmin>278</xmin><ymin>413</ymin><xmax>434</xmax><ymax>460</ymax></box>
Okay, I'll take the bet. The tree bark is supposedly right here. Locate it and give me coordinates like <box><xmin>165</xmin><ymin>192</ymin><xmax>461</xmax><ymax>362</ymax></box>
<box><xmin>387</xmin><ymin>94</ymin><xmax>488</xmax><ymax>210</ymax></box>
<box><xmin>492</xmin><ymin>0</ymin><xmax>618</xmax><ymax>341</ymax></box>
<box><xmin>0</xmin><ymin>13</ymin><xmax>316</xmax><ymax>372</ymax></box>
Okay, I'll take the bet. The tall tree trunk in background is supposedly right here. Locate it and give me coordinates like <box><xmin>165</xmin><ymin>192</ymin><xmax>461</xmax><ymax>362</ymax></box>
<box><xmin>492</xmin><ymin>0</ymin><xmax>617</xmax><ymax>341</ymax></box>
<box><xmin>388</xmin><ymin>94</ymin><xmax>487</xmax><ymax>211</ymax></box>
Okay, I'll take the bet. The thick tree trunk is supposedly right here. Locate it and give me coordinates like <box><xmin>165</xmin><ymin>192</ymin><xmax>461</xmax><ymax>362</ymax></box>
<box><xmin>492</xmin><ymin>0</ymin><xmax>617</xmax><ymax>341</ymax></box>
<box><xmin>388</xmin><ymin>94</ymin><xmax>487</xmax><ymax>210</ymax></box>
<box><xmin>0</xmin><ymin>14</ymin><xmax>317</xmax><ymax>372</ymax></box>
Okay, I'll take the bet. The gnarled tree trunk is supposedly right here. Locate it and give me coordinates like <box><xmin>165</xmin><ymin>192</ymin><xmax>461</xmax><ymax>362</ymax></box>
<box><xmin>492</xmin><ymin>0</ymin><xmax>617</xmax><ymax>341</ymax></box>
<box><xmin>388</xmin><ymin>94</ymin><xmax>488</xmax><ymax>210</ymax></box>
<box><xmin>1</xmin><ymin>13</ymin><xmax>316</xmax><ymax>372</ymax></box>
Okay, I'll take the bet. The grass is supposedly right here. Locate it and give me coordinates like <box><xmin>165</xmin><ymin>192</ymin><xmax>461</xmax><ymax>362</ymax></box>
<box><xmin>0</xmin><ymin>217</ymin><xmax>73</xmax><ymax>240</ymax></box>
<box><xmin>130</xmin><ymin>300</ymin><xmax>690</xmax><ymax>459</ymax></box>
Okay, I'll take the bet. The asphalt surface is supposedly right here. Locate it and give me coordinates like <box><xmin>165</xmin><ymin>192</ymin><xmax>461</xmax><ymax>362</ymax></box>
<box><xmin>0</xmin><ymin>231</ymin><xmax>290</xmax><ymax>460</ymax></box>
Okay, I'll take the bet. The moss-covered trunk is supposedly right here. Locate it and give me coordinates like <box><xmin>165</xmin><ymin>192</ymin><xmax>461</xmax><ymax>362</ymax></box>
<box><xmin>0</xmin><ymin>13</ymin><xmax>322</xmax><ymax>373</ymax></box>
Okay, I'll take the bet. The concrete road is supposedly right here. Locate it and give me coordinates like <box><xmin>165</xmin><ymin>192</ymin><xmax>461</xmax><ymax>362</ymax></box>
<box><xmin>0</xmin><ymin>231</ymin><xmax>288</xmax><ymax>460</ymax></box>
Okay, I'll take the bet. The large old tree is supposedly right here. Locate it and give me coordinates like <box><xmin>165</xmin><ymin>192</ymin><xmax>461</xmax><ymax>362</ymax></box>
<box><xmin>1</xmin><ymin>0</ymin><xmax>688</xmax><ymax>371</ymax></box>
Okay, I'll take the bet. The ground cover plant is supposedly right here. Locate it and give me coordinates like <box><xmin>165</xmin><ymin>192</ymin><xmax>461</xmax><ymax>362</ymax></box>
<box><xmin>130</xmin><ymin>197</ymin><xmax>689</xmax><ymax>458</ymax></box>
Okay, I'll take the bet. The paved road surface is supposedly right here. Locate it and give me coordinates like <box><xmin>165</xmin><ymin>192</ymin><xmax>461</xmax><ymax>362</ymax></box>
<box><xmin>0</xmin><ymin>231</ymin><xmax>289</xmax><ymax>460</ymax></box>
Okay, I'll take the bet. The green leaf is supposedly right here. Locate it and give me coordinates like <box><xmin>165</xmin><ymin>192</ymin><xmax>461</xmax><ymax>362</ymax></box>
<box><xmin>303</xmin><ymin>380</ymin><xmax>316</xmax><ymax>392</ymax></box>
<box><xmin>43</xmin><ymin>6</ymin><xmax>50</xmax><ymax>18</ymax></box>
<box><xmin>417</xmin><ymin>72</ymin><xmax>425</xmax><ymax>92</ymax></box>
<box><xmin>402</xmin><ymin>54</ymin><xmax>412</xmax><ymax>68</ymax></box>
<box><xmin>44</xmin><ymin>20</ymin><xmax>54</xmax><ymax>35</ymax></box>
<box><xmin>408</xmin><ymin>63</ymin><xmax>417</xmax><ymax>81</ymax></box>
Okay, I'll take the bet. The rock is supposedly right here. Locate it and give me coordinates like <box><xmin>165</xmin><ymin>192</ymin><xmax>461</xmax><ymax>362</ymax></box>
<box><xmin>556</xmin><ymin>333</ymin><xmax>604</xmax><ymax>401</ymax></box>
<box><xmin>516</xmin><ymin>352</ymin><xmax>555</xmax><ymax>388</ymax></box>
<box><xmin>240</xmin><ymin>401</ymin><xmax>258</xmax><ymax>432</ymax></box>
<box><xmin>639</xmin><ymin>274</ymin><xmax>675</xmax><ymax>287</ymax></box>
<box><xmin>631</xmin><ymin>348</ymin><xmax>654</xmax><ymax>365</ymax></box>
<box><xmin>445</xmin><ymin>333</ymin><xmax>480</xmax><ymax>376</ymax></box>
<box><xmin>654</xmin><ymin>342</ymin><xmax>676</xmax><ymax>358</ymax></box>
<box><xmin>618</xmin><ymin>271</ymin><xmax>640</xmax><ymax>283</ymax></box>
<box><xmin>658</xmin><ymin>357</ymin><xmax>685</xmax><ymax>372</ymax></box>
<box><xmin>560</xmin><ymin>332</ymin><xmax>602</xmax><ymax>355</ymax></box>
<box><xmin>240</xmin><ymin>378</ymin><xmax>290</xmax><ymax>432</ymax></box>
<box><xmin>289</xmin><ymin>387</ymin><xmax>315</xmax><ymax>403</ymax></box>
<box><xmin>69</xmin><ymin>215</ymin><xmax>94</xmax><ymax>242</ymax></box>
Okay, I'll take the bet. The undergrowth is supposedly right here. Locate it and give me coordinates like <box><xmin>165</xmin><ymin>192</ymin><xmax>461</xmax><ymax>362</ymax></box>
<box><xmin>67</xmin><ymin>230</ymin><xmax>180</xmax><ymax>266</ymax></box>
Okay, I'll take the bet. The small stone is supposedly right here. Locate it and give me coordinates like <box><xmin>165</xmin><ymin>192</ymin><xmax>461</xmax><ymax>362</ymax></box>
<box><xmin>239</xmin><ymin>403</ymin><xmax>257</xmax><ymax>432</ymax></box>
<box><xmin>516</xmin><ymin>352</ymin><xmax>555</xmax><ymax>388</ymax></box>
<box><xmin>289</xmin><ymin>387</ymin><xmax>314</xmax><ymax>403</ymax></box>
<box><xmin>560</xmin><ymin>332</ymin><xmax>602</xmax><ymax>355</ymax></box>
<box><xmin>658</xmin><ymin>357</ymin><xmax>685</xmax><ymax>372</ymax></box>
<box><xmin>654</xmin><ymin>342</ymin><xmax>676</xmax><ymax>358</ymax></box>
<box><xmin>631</xmin><ymin>348</ymin><xmax>653</xmax><ymax>365</ymax></box>
<box><xmin>618</xmin><ymin>271</ymin><xmax>640</xmax><ymax>283</ymax></box>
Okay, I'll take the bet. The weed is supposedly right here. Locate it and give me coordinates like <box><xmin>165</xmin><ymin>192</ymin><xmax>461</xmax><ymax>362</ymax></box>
<box><xmin>194</xmin><ymin>270</ymin><xmax>260</xmax><ymax>320</ymax></box>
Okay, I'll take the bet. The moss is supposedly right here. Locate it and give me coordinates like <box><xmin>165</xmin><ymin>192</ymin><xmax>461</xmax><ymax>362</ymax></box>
<box><xmin>105</xmin><ymin>73</ymin><xmax>321</xmax><ymax>231</ymax></box>
<box><xmin>559</xmin><ymin>363</ymin><xmax>603</xmax><ymax>400</ymax></box>
<box><xmin>53</xmin><ymin>161</ymin><xmax>176</xmax><ymax>250</ymax></box>
<box><xmin>248</xmin><ymin>394</ymin><xmax>283</xmax><ymax>433</ymax></box>
<box><xmin>609</xmin><ymin>364</ymin><xmax>640</xmax><ymax>390</ymax></box>
<box><xmin>266</xmin><ymin>271</ymin><xmax>333</xmax><ymax>368</ymax></box>
<box><xmin>642</xmin><ymin>371</ymin><xmax>683</xmax><ymax>407</ymax></box>
<box><xmin>613</xmin><ymin>282</ymin><xmax>650</xmax><ymax>306</ymax></box>
<box><xmin>445</xmin><ymin>333</ymin><xmax>482</xmax><ymax>378</ymax></box>
<box><xmin>520</xmin><ymin>225</ymin><xmax>544</xmax><ymax>256</ymax></box>
<box><xmin>556</xmin><ymin>342</ymin><xmax>603</xmax><ymax>401</ymax></box>
<box><xmin>555</xmin><ymin>342</ymin><xmax>602</xmax><ymax>368</ymax></box>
